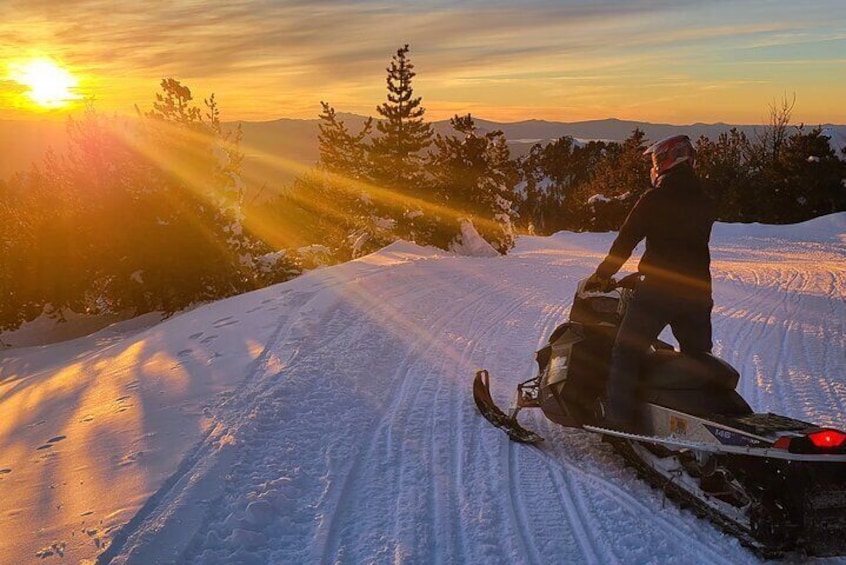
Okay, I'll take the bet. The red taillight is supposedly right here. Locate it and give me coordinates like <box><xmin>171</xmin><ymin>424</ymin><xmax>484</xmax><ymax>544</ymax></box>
<box><xmin>808</xmin><ymin>429</ymin><xmax>846</xmax><ymax>449</ymax></box>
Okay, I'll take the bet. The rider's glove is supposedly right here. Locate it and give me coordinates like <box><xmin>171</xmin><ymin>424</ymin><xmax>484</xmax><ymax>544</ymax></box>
<box><xmin>585</xmin><ymin>272</ymin><xmax>612</xmax><ymax>293</ymax></box>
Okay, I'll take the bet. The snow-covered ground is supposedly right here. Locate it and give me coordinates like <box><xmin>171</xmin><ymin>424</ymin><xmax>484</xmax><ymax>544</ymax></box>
<box><xmin>1</xmin><ymin>214</ymin><xmax>844</xmax><ymax>564</ymax></box>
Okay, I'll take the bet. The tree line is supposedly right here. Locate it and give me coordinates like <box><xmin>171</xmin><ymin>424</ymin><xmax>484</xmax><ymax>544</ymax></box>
<box><xmin>0</xmin><ymin>80</ymin><xmax>298</xmax><ymax>334</ymax></box>
<box><xmin>1</xmin><ymin>46</ymin><xmax>844</xmax><ymax>335</ymax></box>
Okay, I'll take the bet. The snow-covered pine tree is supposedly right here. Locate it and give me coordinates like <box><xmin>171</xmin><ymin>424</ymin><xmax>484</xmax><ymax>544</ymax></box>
<box><xmin>516</xmin><ymin>137</ymin><xmax>612</xmax><ymax>234</ymax></box>
<box><xmin>479</xmin><ymin>126</ymin><xmax>519</xmax><ymax>253</ymax></box>
<box><xmin>314</xmin><ymin>102</ymin><xmax>397</xmax><ymax>258</ymax></box>
<box><xmin>130</xmin><ymin>79</ymin><xmax>297</xmax><ymax>312</ymax></box>
<box><xmin>430</xmin><ymin>114</ymin><xmax>518</xmax><ymax>253</ymax></box>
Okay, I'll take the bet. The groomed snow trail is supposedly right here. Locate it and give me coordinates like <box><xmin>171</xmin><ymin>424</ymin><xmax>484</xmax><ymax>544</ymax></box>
<box><xmin>112</xmin><ymin>217</ymin><xmax>845</xmax><ymax>564</ymax></box>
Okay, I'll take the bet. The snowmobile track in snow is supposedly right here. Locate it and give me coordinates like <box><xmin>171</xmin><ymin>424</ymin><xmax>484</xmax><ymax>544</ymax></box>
<box><xmin>93</xmin><ymin>224</ymin><xmax>845</xmax><ymax>564</ymax></box>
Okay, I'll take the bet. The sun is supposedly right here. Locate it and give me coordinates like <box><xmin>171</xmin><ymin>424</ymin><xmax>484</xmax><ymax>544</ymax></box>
<box><xmin>9</xmin><ymin>58</ymin><xmax>81</xmax><ymax>109</ymax></box>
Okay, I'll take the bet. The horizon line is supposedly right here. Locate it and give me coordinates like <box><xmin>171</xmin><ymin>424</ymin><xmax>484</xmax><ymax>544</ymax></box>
<box><xmin>3</xmin><ymin>112</ymin><xmax>845</xmax><ymax>128</ymax></box>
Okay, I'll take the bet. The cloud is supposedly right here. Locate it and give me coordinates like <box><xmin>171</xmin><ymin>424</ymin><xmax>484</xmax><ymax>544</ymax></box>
<box><xmin>2</xmin><ymin>0</ymin><xmax>844</xmax><ymax>123</ymax></box>
<box><xmin>0</xmin><ymin>1</ymin><xmax>713</xmax><ymax>76</ymax></box>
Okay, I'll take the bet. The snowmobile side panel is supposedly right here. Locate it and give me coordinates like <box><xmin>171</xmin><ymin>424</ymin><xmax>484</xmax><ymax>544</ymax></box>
<box><xmin>643</xmin><ymin>387</ymin><xmax>752</xmax><ymax>418</ymax></box>
<box><xmin>585</xmin><ymin>414</ymin><xmax>846</xmax><ymax>462</ymax></box>
<box><xmin>537</xmin><ymin>322</ymin><xmax>613</xmax><ymax>427</ymax></box>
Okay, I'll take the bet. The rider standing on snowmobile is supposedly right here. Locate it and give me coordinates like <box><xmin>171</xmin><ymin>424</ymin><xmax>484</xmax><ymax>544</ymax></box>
<box><xmin>586</xmin><ymin>134</ymin><xmax>715</xmax><ymax>431</ymax></box>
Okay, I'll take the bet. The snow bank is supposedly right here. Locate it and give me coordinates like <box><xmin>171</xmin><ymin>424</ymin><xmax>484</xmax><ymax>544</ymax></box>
<box><xmin>0</xmin><ymin>310</ymin><xmax>163</xmax><ymax>349</ymax></box>
<box><xmin>714</xmin><ymin>211</ymin><xmax>846</xmax><ymax>244</ymax></box>
<box><xmin>449</xmin><ymin>219</ymin><xmax>500</xmax><ymax>257</ymax></box>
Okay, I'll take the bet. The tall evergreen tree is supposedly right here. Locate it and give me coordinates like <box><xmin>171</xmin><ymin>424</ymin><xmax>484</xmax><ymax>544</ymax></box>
<box><xmin>371</xmin><ymin>44</ymin><xmax>433</xmax><ymax>192</ymax></box>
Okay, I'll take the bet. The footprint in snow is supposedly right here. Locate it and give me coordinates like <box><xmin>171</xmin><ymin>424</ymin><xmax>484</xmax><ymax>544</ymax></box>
<box><xmin>35</xmin><ymin>541</ymin><xmax>66</xmax><ymax>558</ymax></box>
<box><xmin>189</xmin><ymin>332</ymin><xmax>204</xmax><ymax>340</ymax></box>
<box><xmin>200</xmin><ymin>335</ymin><xmax>218</xmax><ymax>345</ymax></box>
<box><xmin>212</xmin><ymin>317</ymin><xmax>239</xmax><ymax>328</ymax></box>
<box><xmin>0</xmin><ymin>468</ymin><xmax>11</xmax><ymax>475</ymax></box>
<box><xmin>115</xmin><ymin>396</ymin><xmax>132</xmax><ymax>413</ymax></box>
<box><xmin>117</xmin><ymin>452</ymin><xmax>140</xmax><ymax>467</ymax></box>
<box><xmin>36</xmin><ymin>436</ymin><xmax>67</xmax><ymax>450</ymax></box>
<box><xmin>36</xmin><ymin>436</ymin><xmax>68</xmax><ymax>450</ymax></box>
<box><xmin>177</xmin><ymin>349</ymin><xmax>193</xmax><ymax>357</ymax></box>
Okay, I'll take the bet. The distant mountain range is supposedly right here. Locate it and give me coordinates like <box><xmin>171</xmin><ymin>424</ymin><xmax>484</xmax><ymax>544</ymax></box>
<box><xmin>3</xmin><ymin>116</ymin><xmax>844</xmax><ymax>194</ymax></box>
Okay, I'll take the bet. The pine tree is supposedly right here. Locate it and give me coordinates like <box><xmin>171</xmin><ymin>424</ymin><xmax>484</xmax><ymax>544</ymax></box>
<box><xmin>517</xmin><ymin>137</ymin><xmax>615</xmax><ymax>234</ymax></box>
<box><xmin>116</xmin><ymin>80</ymin><xmax>297</xmax><ymax>312</ymax></box>
<box><xmin>296</xmin><ymin>46</ymin><xmax>439</xmax><ymax>260</ymax></box>
<box><xmin>771</xmin><ymin>127</ymin><xmax>845</xmax><ymax>222</ymax></box>
<box><xmin>516</xmin><ymin>143</ymin><xmax>545</xmax><ymax>234</ymax></box>
<box><xmin>430</xmin><ymin>114</ymin><xmax>518</xmax><ymax>253</ymax></box>
<box><xmin>147</xmin><ymin>78</ymin><xmax>202</xmax><ymax>125</ymax></box>
<box><xmin>576</xmin><ymin>129</ymin><xmax>651</xmax><ymax>231</ymax></box>
<box><xmin>695</xmin><ymin>129</ymin><xmax>754</xmax><ymax>221</ymax></box>
<box><xmin>371</xmin><ymin>45</ymin><xmax>433</xmax><ymax>192</ymax></box>
<box><xmin>317</xmin><ymin>101</ymin><xmax>373</xmax><ymax>179</ymax></box>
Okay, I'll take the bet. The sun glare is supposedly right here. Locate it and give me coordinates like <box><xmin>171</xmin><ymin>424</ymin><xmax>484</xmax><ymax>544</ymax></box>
<box><xmin>10</xmin><ymin>58</ymin><xmax>81</xmax><ymax>109</ymax></box>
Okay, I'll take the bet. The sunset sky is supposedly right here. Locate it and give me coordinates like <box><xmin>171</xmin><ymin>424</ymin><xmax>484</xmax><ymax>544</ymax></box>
<box><xmin>1</xmin><ymin>0</ymin><xmax>844</xmax><ymax>125</ymax></box>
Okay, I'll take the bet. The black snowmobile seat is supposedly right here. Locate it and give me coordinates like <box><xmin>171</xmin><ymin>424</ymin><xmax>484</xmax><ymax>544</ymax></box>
<box><xmin>641</xmin><ymin>349</ymin><xmax>740</xmax><ymax>391</ymax></box>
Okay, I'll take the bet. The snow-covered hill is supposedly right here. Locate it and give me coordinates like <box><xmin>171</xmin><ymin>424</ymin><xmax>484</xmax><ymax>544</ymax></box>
<box><xmin>1</xmin><ymin>214</ymin><xmax>845</xmax><ymax>564</ymax></box>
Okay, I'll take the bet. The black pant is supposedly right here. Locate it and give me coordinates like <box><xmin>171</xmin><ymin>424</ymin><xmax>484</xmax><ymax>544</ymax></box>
<box><xmin>605</xmin><ymin>284</ymin><xmax>713</xmax><ymax>422</ymax></box>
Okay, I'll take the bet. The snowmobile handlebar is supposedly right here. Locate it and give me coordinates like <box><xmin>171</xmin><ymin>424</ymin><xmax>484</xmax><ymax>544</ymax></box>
<box><xmin>612</xmin><ymin>272</ymin><xmax>643</xmax><ymax>290</ymax></box>
<box><xmin>580</xmin><ymin>272</ymin><xmax>641</xmax><ymax>295</ymax></box>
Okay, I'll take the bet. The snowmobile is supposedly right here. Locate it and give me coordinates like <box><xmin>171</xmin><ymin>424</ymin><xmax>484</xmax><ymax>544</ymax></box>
<box><xmin>473</xmin><ymin>274</ymin><xmax>846</xmax><ymax>557</ymax></box>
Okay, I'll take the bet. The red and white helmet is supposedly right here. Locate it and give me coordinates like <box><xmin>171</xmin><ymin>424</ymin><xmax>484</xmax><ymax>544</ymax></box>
<box><xmin>644</xmin><ymin>134</ymin><xmax>694</xmax><ymax>185</ymax></box>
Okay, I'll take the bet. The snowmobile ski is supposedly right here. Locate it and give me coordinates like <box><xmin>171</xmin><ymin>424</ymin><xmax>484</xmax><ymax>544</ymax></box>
<box><xmin>473</xmin><ymin>370</ymin><xmax>543</xmax><ymax>444</ymax></box>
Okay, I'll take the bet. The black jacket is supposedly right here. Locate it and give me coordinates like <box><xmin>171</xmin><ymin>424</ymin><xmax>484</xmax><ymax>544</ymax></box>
<box><xmin>595</xmin><ymin>163</ymin><xmax>714</xmax><ymax>299</ymax></box>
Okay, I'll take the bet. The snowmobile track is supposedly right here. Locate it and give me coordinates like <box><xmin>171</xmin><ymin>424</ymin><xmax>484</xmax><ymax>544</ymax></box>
<box><xmin>606</xmin><ymin>437</ymin><xmax>785</xmax><ymax>560</ymax></box>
